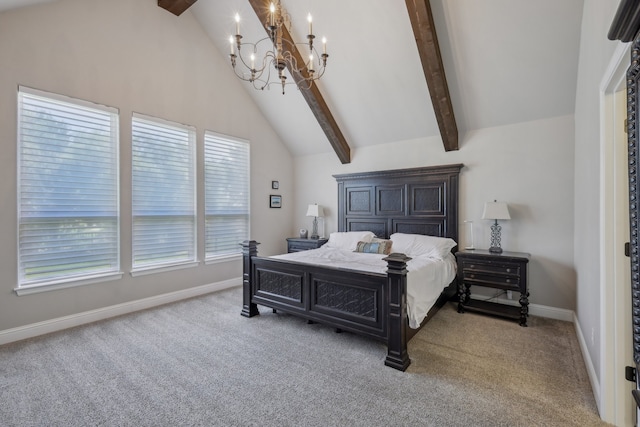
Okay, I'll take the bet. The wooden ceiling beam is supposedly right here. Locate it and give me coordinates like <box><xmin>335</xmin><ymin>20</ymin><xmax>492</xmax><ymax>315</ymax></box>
<box><xmin>248</xmin><ymin>0</ymin><xmax>351</xmax><ymax>164</ymax></box>
<box><xmin>405</xmin><ymin>0</ymin><xmax>458</xmax><ymax>152</ymax></box>
<box><xmin>158</xmin><ymin>0</ymin><xmax>198</xmax><ymax>17</ymax></box>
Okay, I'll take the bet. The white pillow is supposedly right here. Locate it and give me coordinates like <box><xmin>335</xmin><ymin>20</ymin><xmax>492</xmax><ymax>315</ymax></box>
<box><xmin>325</xmin><ymin>231</ymin><xmax>375</xmax><ymax>251</ymax></box>
<box><xmin>390</xmin><ymin>233</ymin><xmax>457</xmax><ymax>259</ymax></box>
<box><xmin>388</xmin><ymin>233</ymin><xmax>417</xmax><ymax>255</ymax></box>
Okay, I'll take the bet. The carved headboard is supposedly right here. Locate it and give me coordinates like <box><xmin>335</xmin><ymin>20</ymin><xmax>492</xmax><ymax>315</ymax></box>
<box><xmin>333</xmin><ymin>164</ymin><xmax>463</xmax><ymax>242</ymax></box>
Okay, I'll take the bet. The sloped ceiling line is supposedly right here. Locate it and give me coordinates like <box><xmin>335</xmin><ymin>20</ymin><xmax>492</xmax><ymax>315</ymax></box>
<box><xmin>159</xmin><ymin>0</ymin><xmax>454</xmax><ymax>158</ymax></box>
<box><xmin>157</xmin><ymin>0</ymin><xmax>350</xmax><ymax>163</ymax></box>
<box><xmin>405</xmin><ymin>0</ymin><xmax>458</xmax><ymax>152</ymax></box>
<box><xmin>247</xmin><ymin>0</ymin><xmax>351</xmax><ymax>164</ymax></box>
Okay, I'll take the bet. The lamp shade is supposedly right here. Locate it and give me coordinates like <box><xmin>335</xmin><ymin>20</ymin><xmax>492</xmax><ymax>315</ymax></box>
<box><xmin>482</xmin><ymin>201</ymin><xmax>510</xmax><ymax>220</ymax></box>
<box><xmin>306</xmin><ymin>204</ymin><xmax>324</xmax><ymax>217</ymax></box>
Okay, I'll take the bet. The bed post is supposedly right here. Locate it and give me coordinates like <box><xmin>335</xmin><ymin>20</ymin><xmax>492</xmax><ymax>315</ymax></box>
<box><xmin>241</xmin><ymin>240</ymin><xmax>260</xmax><ymax>318</ymax></box>
<box><xmin>383</xmin><ymin>253</ymin><xmax>412</xmax><ymax>371</ymax></box>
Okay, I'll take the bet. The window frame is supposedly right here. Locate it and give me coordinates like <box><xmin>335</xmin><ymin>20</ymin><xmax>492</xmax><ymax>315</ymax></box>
<box><xmin>204</xmin><ymin>130</ymin><xmax>250</xmax><ymax>261</ymax></box>
<box><xmin>130</xmin><ymin>113</ymin><xmax>198</xmax><ymax>275</ymax></box>
<box><xmin>15</xmin><ymin>86</ymin><xmax>122</xmax><ymax>295</ymax></box>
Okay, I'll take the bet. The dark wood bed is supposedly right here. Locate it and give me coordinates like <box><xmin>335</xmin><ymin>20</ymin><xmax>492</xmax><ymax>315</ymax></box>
<box><xmin>241</xmin><ymin>163</ymin><xmax>463</xmax><ymax>370</ymax></box>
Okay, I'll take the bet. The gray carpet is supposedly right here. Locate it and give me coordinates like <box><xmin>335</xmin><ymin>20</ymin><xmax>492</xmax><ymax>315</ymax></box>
<box><xmin>0</xmin><ymin>286</ymin><xmax>608</xmax><ymax>426</ymax></box>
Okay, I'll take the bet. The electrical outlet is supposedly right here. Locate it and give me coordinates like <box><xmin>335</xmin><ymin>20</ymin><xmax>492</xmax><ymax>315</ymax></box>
<box><xmin>506</xmin><ymin>290</ymin><xmax>513</xmax><ymax>300</ymax></box>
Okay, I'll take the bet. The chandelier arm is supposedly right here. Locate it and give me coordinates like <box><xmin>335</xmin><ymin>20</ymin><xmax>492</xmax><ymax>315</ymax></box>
<box><xmin>278</xmin><ymin>22</ymin><xmax>316</xmax><ymax>83</ymax></box>
<box><xmin>234</xmin><ymin>0</ymin><xmax>328</xmax><ymax>94</ymax></box>
<box><xmin>292</xmin><ymin>42</ymin><xmax>327</xmax><ymax>72</ymax></box>
<box><xmin>235</xmin><ymin>39</ymin><xmax>266</xmax><ymax>67</ymax></box>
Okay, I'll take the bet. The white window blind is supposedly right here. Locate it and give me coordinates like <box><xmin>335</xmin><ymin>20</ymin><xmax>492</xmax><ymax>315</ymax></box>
<box><xmin>17</xmin><ymin>87</ymin><xmax>120</xmax><ymax>287</ymax></box>
<box><xmin>204</xmin><ymin>131</ymin><xmax>250</xmax><ymax>258</ymax></box>
<box><xmin>132</xmin><ymin>114</ymin><xmax>196</xmax><ymax>270</ymax></box>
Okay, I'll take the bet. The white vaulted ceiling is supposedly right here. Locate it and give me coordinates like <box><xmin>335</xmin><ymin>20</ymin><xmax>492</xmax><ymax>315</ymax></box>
<box><xmin>0</xmin><ymin>0</ymin><xmax>585</xmax><ymax>159</ymax></box>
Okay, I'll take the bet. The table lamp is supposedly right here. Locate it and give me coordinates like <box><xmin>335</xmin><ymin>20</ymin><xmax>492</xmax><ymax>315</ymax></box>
<box><xmin>482</xmin><ymin>200</ymin><xmax>510</xmax><ymax>253</ymax></box>
<box><xmin>306</xmin><ymin>203</ymin><xmax>324</xmax><ymax>239</ymax></box>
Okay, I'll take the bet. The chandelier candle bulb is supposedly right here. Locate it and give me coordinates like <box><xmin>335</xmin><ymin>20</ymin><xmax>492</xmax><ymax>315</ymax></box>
<box><xmin>270</xmin><ymin>3</ymin><xmax>275</xmax><ymax>26</ymax></box>
<box><xmin>230</xmin><ymin>1</ymin><xmax>328</xmax><ymax>93</ymax></box>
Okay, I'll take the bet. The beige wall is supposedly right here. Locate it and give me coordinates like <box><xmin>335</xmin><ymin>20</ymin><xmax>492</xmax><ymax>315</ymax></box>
<box><xmin>293</xmin><ymin>115</ymin><xmax>576</xmax><ymax>311</ymax></box>
<box><xmin>0</xmin><ymin>0</ymin><xmax>293</xmax><ymax>331</ymax></box>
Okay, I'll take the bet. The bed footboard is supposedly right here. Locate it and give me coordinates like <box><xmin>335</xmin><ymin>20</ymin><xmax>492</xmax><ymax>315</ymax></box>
<box><xmin>241</xmin><ymin>240</ymin><xmax>411</xmax><ymax>371</ymax></box>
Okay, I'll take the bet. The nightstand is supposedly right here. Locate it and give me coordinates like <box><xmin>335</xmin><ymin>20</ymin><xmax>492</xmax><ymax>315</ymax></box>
<box><xmin>286</xmin><ymin>237</ymin><xmax>328</xmax><ymax>253</ymax></box>
<box><xmin>456</xmin><ymin>249</ymin><xmax>530</xmax><ymax>326</ymax></box>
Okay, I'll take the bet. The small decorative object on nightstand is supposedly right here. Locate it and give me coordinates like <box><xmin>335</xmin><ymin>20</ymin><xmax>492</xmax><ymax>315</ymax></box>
<box><xmin>464</xmin><ymin>220</ymin><xmax>475</xmax><ymax>250</ymax></box>
<box><xmin>456</xmin><ymin>249</ymin><xmax>530</xmax><ymax>326</ymax></box>
<box><xmin>482</xmin><ymin>200</ymin><xmax>510</xmax><ymax>253</ymax></box>
<box><xmin>286</xmin><ymin>237</ymin><xmax>328</xmax><ymax>253</ymax></box>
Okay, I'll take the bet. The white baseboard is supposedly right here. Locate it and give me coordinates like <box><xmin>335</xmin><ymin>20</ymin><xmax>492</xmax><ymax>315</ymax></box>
<box><xmin>0</xmin><ymin>278</ymin><xmax>242</xmax><ymax>346</ymax></box>
<box><xmin>468</xmin><ymin>293</ymin><xmax>574</xmax><ymax>322</ymax></box>
<box><xmin>573</xmin><ymin>313</ymin><xmax>601</xmax><ymax>413</ymax></box>
<box><xmin>1</xmin><ymin>285</ymin><xmax>577</xmax><ymax>345</ymax></box>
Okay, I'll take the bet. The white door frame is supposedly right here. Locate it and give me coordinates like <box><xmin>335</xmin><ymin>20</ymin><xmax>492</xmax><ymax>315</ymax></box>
<box><xmin>600</xmin><ymin>41</ymin><xmax>633</xmax><ymax>425</ymax></box>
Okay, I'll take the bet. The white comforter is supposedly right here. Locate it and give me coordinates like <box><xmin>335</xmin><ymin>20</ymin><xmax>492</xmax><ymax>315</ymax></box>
<box><xmin>271</xmin><ymin>247</ymin><xmax>457</xmax><ymax>328</ymax></box>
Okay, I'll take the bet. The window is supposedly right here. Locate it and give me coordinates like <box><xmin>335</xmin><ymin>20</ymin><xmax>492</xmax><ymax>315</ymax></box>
<box><xmin>204</xmin><ymin>131</ymin><xmax>250</xmax><ymax>258</ymax></box>
<box><xmin>17</xmin><ymin>87</ymin><xmax>120</xmax><ymax>292</ymax></box>
<box><xmin>131</xmin><ymin>114</ymin><xmax>196</xmax><ymax>272</ymax></box>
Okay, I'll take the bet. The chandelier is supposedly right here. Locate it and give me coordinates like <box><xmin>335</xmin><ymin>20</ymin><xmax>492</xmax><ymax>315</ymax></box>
<box><xmin>229</xmin><ymin>1</ymin><xmax>328</xmax><ymax>94</ymax></box>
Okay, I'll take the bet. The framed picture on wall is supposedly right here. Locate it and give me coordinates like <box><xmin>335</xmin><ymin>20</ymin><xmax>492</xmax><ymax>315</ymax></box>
<box><xmin>270</xmin><ymin>195</ymin><xmax>282</xmax><ymax>208</ymax></box>
<box><xmin>272</xmin><ymin>180</ymin><xmax>279</xmax><ymax>189</ymax></box>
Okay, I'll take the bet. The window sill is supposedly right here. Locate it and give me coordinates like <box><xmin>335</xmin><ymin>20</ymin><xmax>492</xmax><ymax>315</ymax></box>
<box><xmin>205</xmin><ymin>254</ymin><xmax>242</xmax><ymax>265</ymax></box>
<box><xmin>14</xmin><ymin>272</ymin><xmax>124</xmax><ymax>296</ymax></box>
<box><xmin>130</xmin><ymin>261</ymin><xmax>200</xmax><ymax>277</ymax></box>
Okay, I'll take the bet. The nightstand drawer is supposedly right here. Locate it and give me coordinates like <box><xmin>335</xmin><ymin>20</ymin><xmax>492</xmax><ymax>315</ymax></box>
<box><xmin>462</xmin><ymin>260</ymin><xmax>521</xmax><ymax>278</ymax></box>
<box><xmin>289</xmin><ymin>242</ymin><xmax>315</xmax><ymax>252</ymax></box>
<box><xmin>286</xmin><ymin>238</ymin><xmax>327</xmax><ymax>253</ymax></box>
<box><xmin>462</xmin><ymin>271</ymin><xmax>520</xmax><ymax>290</ymax></box>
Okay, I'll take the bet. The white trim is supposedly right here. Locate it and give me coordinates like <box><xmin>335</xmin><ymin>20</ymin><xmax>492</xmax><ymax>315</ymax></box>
<box><xmin>6</xmin><ymin>282</ymin><xmax>576</xmax><ymax>346</ymax></box>
<box><xmin>0</xmin><ymin>278</ymin><xmax>241</xmax><ymax>345</ymax></box>
<box><xmin>14</xmin><ymin>272</ymin><xmax>124</xmax><ymax>296</ymax></box>
<box><xmin>18</xmin><ymin>85</ymin><xmax>119</xmax><ymax>114</ymax></box>
<box><xmin>599</xmin><ymin>43</ymin><xmax>631</xmax><ymax>93</ymax></box>
<box><xmin>130</xmin><ymin>113</ymin><xmax>198</xmax><ymax>272</ymax></box>
<box><xmin>16</xmin><ymin>86</ymin><xmax>121</xmax><ymax>290</ymax></box>
<box><xmin>599</xmin><ymin>78</ymin><xmax>617</xmax><ymax>423</ymax></box>
<box><xmin>204</xmin><ymin>129</ymin><xmax>250</xmax><ymax>145</ymax></box>
<box><xmin>203</xmin><ymin>131</ymin><xmax>251</xmax><ymax>259</ymax></box>
<box><xmin>575</xmin><ymin>313</ymin><xmax>601</xmax><ymax>409</ymax></box>
<box><xmin>130</xmin><ymin>260</ymin><xmax>200</xmax><ymax>277</ymax></box>
<box><xmin>132</xmin><ymin>111</ymin><xmax>196</xmax><ymax>133</ymax></box>
<box><xmin>598</xmin><ymin>40</ymin><xmax>633</xmax><ymax>425</ymax></box>
<box><xmin>527</xmin><ymin>302</ymin><xmax>573</xmax><ymax>322</ymax></box>
<box><xmin>205</xmin><ymin>253</ymin><xmax>242</xmax><ymax>265</ymax></box>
